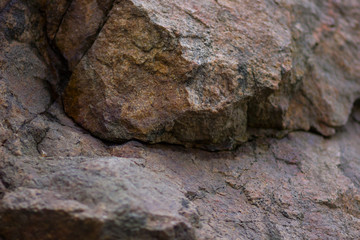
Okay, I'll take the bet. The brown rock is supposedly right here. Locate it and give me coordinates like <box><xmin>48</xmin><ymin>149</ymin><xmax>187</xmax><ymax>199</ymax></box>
<box><xmin>54</xmin><ymin>0</ymin><xmax>115</xmax><ymax>70</ymax></box>
<box><xmin>36</xmin><ymin>0</ymin><xmax>72</xmax><ymax>41</ymax></box>
<box><xmin>249</xmin><ymin>0</ymin><xmax>360</xmax><ymax>136</ymax></box>
<box><xmin>0</xmin><ymin>1</ymin><xmax>109</xmax><ymax>158</ymax></box>
<box><xmin>0</xmin><ymin>0</ymin><xmax>53</xmax><ymax>157</ymax></box>
<box><xmin>0</xmin><ymin>188</ymin><xmax>103</xmax><ymax>240</ymax></box>
<box><xmin>1</xmin><ymin>1</ymin><xmax>360</xmax><ymax>239</ymax></box>
<box><xmin>63</xmin><ymin>0</ymin><xmax>360</xmax><ymax>149</ymax></box>
<box><xmin>63</xmin><ymin>0</ymin><xmax>292</xmax><ymax>149</ymax></box>
<box><xmin>0</xmin><ymin>158</ymin><xmax>196</xmax><ymax>240</ymax></box>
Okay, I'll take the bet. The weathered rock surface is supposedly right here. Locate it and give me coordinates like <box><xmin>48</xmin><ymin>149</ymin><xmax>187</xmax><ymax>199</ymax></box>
<box><xmin>1</xmin><ymin>112</ymin><xmax>360</xmax><ymax>239</ymax></box>
<box><xmin>249</xmin><ymin>0</ymin><xmax>360</xmax><ymax>136</ymax></box>
<box><xmin>63</xmin><ymin>0</ymin><xmax>360</xmax><ymax>149</ymax></box>
<box><xmin>1</xmin><ymin>0</ymin><xmax>360</xmax><ymax>239</ymax></box>
<box><xmin>52</xmin><ymin>0</ymin><xmax>115</xmax><ymax>70</ymax></box>
<box><xmin>0</xmin><ymin>0</ymin><xmax>108</xmax><ymax>158</ymax></box>
<box><xmin>0</xmin><ymin>0</ymin><xmax>53</xmax><ymax>156</ymax></box>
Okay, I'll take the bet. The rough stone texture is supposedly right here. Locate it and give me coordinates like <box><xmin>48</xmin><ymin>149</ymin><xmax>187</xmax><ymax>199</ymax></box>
<box><xmin>0</xmin><ymin>0</ymin><xmax>53</xmax><ymax>156</ymax></box>
<box><xmin>63</xmin><ymin>0</ymin><xmax>360</xmax><ymax>149</ymax></box>
<box><xmin>0</xmin><ymin>1</ymin><xmax>108</xmax><ymax>158</ymax></box>
<box><xmin>53</xmin><ymin>0</ymin><xmax>115</xmax><ymax>70</ymax></box>
<box><xmin>1</xmin><ymin>113</ymin><xmax>360</xmax><ymax>239</ymax></box>
<box><xmin>1</xmin><ymin>0</ymin><xmax>360</xmax><ymax>239</ymax></box>
<box><xmin>249</xmin><ymin>0</ymin><xmax>360</xmax><ymax>136</ymax></box>
<box><xmin>63</xmin><ymin>0</ymin><xmax>291</xmax><ymax>149</ymax></box>
<box><xmin>39</xmin><ymin>0</ymin><xmax>72</xmax><ymax>41</ymax></box>
<box><xmin>0</xmin><ymin>159</ymin><xmax>196</xmax><ymax>240</ymax></box>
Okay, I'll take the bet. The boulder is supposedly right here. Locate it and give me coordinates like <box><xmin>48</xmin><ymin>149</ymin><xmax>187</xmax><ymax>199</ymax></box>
<box><xmin>63</xmin><ymin>0</ymin><xmax>360</xmax><ymax>149</ymax></box>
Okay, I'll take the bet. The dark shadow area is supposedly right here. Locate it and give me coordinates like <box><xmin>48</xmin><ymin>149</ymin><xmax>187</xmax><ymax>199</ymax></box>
<box><xmin>337</xmin><ymin>98</ymin><xmax>360</xmax><ymax>188</ymax></box>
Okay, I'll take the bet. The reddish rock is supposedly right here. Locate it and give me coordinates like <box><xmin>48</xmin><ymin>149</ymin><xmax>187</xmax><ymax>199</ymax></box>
<box><xmin>1</xmin><ymin>1</ymin><xmax>360</xmax><ymax>239</ymax></box>
<box><xmin>63</xmin><ymin>0</ymin><xmax>293</xmax><ymax>149</ymax></box>
<box><xmin>0</xmin><ymin>1</ymin><xmax>108</xmax><ymax>157</ymax></box>
<box><xmin>63</xmin><ymin>0</ymin><xmax>360</xmax><ymax>149</ymax></box>
<box><xmin>54</xmin><ymin>0</ymin><xmax>115</xmax><ymax>70</ymax></box>
<box><xmin>249</xmin><ymin>0</ymin><xmax>360</xmax><ymax>136</ymax></box>
<box><xmin>2</xmin><ymin>116</ymin><xmax>360</xmax><ymax>239</ymax></box>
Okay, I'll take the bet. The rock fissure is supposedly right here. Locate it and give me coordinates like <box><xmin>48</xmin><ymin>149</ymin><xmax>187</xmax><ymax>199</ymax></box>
<box><xmin>50</xmin><ymin>0</ymin><xmax>75</xmax><ymax>43</ymax></box>
<box><xmin>73</xmin><ymin>0</ymin><xmax>116</xmax><ymax>72</ymax></box>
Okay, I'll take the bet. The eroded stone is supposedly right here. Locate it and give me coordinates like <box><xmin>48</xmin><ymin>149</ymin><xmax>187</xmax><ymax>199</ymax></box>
<box><xmin>63</xmin><ymin>0</ymin><xmax>360</xmax><ymax>149</ymax></box>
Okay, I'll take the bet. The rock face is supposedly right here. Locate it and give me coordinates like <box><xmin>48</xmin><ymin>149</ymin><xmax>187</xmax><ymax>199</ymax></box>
<box><xmin>63</xmin><ymin>0</ymin><xmax>360</xmax><ymax>149</ymax></box>
<box><xmin>1</xmin><ymin>113</ymin><xmax>360</xmax><ymax>239</ymax></box>
<box><xmin>0</xmin><ymin>0</ymin><xmax>108</xmax><ymax>158</ymax></box>
<box><xmin>0</xmin><ymin>158</ymin><xmax>196</xmax><ymax>240</ymax></box>
<box><xmin>0</xmin><ymin>0</ymin><xmax>53</xmax><ymax>156</ymax></box>
<box><xmin>1</xmin><ymin>0</ymin><xmax>360</xmax><ymax>239</ymax></box>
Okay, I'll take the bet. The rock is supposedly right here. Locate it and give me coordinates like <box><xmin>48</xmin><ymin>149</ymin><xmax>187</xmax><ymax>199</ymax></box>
<box><xmin>1</xmin><ymin>0</ymin><xmax>360</xmax><ymax>239</ymax></box>
<box><xmin>0</xmin><ymin>1</ymin><xmax>109</xmax><ymax>158</ymax></box>
<box><xmin>53</xmin><ymin>0</ymin><xmax>115</xmax><ymax>70</ymax></box>
<box><xmin>0</xmin><ymin>158</ymin><xmax>196</xmax><ymax>240</ymax></box>
<box><xmin>40</xmin><ymin>0</ymin><xmax>72</xmax><ymax>41</ymax></box>
<box><xmin>2</xmin><ymin>99</ymin><xmax>111</xmax><ymax>157</ymax></box>
<box><xmin>0</xmin><ymin>188</ymin><xmax>104</xmax><ymax>240</ymax></box>
<box><xmin>248</xmin><ymin>0</ymin><xmax>360</xmax><ymax>136</ymax></box>
<box><xmin>63</xmin><ymin>0</ymin><xmax>292</xmax><ymax>149</ymax></box>
<box><xmin>63</xmin><ymin>0</ymin><xmax>360</xmax><ymax>149</ymax></box>
<box><xmin>1</xmin><ymin>116</ymin><xmax>360</xmax><ymax>239</ymax></box>
<box><xmin>0</xmin><ymin>0</ymin><xmax>53</xmax><ymax>156</ymax></box>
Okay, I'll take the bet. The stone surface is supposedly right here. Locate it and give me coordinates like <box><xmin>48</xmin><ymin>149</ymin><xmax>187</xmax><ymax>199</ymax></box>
<box><xmin>1</xmin><ymin>115</ymin><xmax>360</xmax><ymax>239</ymax></box>
<box><xmin>249</xmin><ymin>0</ymin><xmax>360</xmax><ymax>136</ymax></box>
<box><xmin>39</xmin><ymin>0</ymin><xmax>72</xmax><ymax>41</ymax></box>
<box><xmin>1</xmin><ymin>0</ymin><xmax>360</xmax><ymax>239</ymax></box>
<box><xmin>0</xmin><ymin>1</ymin><xmax>108</xmax><ymax>158</ymax></box>
<box><xmin>53</xmin><ymin>0</ymin><xmax>115</xmax><ymax>70</ymax></box>
<box><xmin>63</xmin><ymin>0</ymin><xmax>290</xmax><ymax>149</ymax></box>
<box><xmin>63</xmin><ymin>0</ymin><xmax>360</xmax><ymax>149</ymax></box>
<box><xmin>0</xmin><ymin>158</ymin><xmax>195</xmax><ymax>240</ymax></box>
<box><xmin>0</xmin><ymin>0</ymin><xmax>53</xmax><ymax>156</ymax></box>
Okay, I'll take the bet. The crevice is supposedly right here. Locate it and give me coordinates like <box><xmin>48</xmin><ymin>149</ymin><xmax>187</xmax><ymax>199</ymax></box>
<box><xmin>213</xmin><ymin>0</ymin><xmax>227</xmax><ymax>9</ymax></box>
<box><xmin>0</xmin><ymin>172</ymin><xmax>11</xmax><ymax>199</ymax></box>
<box><xmin>35</xmin><ymin>126</ymin><xmax>50</xmax><ymax>156</ymax></box>
<box><xmin>74</xmin><ymin>0</ymin><xmax>116</xmax><ymax>71</ymax></box>
<box><xmin>351</xmin><ymin>98</ymin><xmax>360</xmax><ymax>123</ymax></box>
<box><xmin>315</xmin><ymin>200</ymin><xmax>338</xmax><ymax>209</ymax></box>
<box><xmin>51</xmin><ymin>0</ymin><xmax>75</xmax><ymax>43</ymax></box>
<box><xmin>45</xmin><ymin>29</ymin><xmax>72</xmax><ymax>94</ymax></box>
